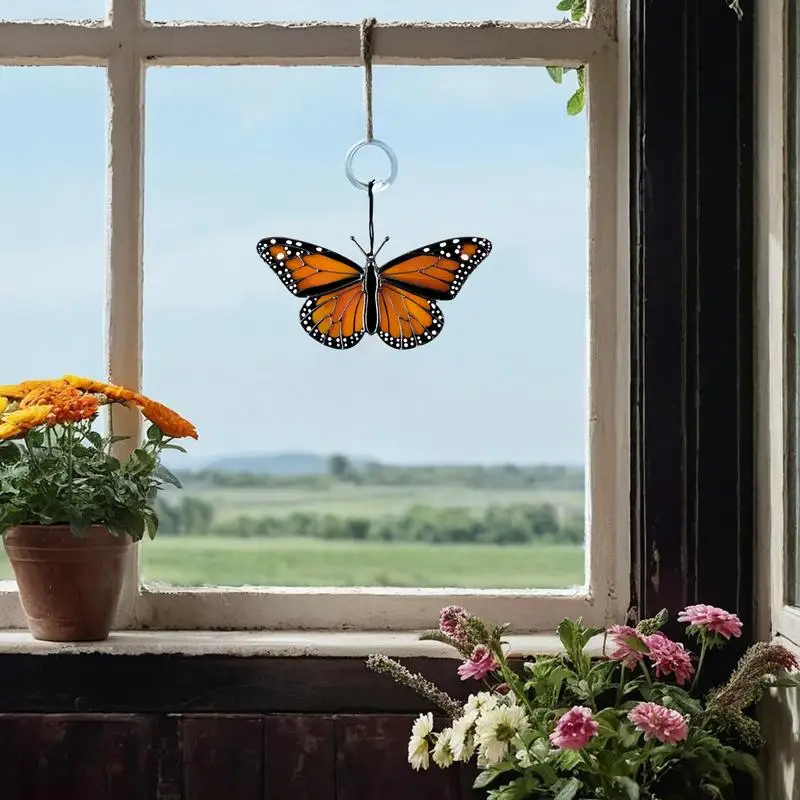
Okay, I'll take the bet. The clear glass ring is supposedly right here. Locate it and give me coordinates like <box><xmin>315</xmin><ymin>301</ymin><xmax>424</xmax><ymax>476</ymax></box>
<box><xmin>344</xmin><ymin>139</ymin><xmax>398</xmax><ymax>192</ymax></box>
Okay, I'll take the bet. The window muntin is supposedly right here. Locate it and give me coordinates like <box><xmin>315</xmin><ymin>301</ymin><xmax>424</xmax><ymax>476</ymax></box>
<box><xmin>0</xmin><ymin>0</ymin><xmax>626</xmax><ymax>632</ymax></box>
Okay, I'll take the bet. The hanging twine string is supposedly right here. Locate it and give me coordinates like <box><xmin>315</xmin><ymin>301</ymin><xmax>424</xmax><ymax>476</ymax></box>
<box><xmin>360</xmin><ymin>17</ymin><xmax>376</xmax><ymax>142</ymax></box>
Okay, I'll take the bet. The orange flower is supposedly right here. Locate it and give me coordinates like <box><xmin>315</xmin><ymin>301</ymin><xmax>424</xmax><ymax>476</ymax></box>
<box><xmin>62</xmin><ymin>375</ymin><xmax>143</xmax><ymax>405</ymax></box>
<box><xmin>3</xmin><ymin>405</ymin><xmax>53</xmax><ymax>432</ymax></box>
<box><xmin>19</xmin><ymin>380</ymin><xmax>74</xmax><ymax>408</ymax></box>
<box><xmin>140</xmin><ymin>399</ymin><xmax>198</xmax><ymax>439</ymax></box>
<box><xmin>0</xmin><ymin>380</ymin><xmax>54</xmax><ymax>400</ymax></box>
<box><xmin>0</xmin><ymin>422</ymin><xmax>22</xmax><ymax>441</ymax></box>
<box><xmin>47</xmin><ymin>393</ymin><xmax>100</xmax><ymax>425</ymax></box>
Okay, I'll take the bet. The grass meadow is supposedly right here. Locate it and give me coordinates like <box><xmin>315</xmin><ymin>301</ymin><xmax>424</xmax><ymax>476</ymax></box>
<box><xmin>0</xmin><ymin>482</ymin><xmax>586</xmax><ymax>589</ymax></box>
<box><xmin>0</xmin><ymin>537</ymin><xmax>585</xmax><ymax>589</ymax></box>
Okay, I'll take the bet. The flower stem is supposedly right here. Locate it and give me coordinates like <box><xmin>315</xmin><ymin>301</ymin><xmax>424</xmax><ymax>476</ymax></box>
<box><xmin>615</xmin><ymin>665</ymin><xmax>627</xmax><ymax>706</ymax></box>
<box><xmin>691</xmin><ymin>638</ymin><xmax>709</xmax><ymax>693</ymax></box>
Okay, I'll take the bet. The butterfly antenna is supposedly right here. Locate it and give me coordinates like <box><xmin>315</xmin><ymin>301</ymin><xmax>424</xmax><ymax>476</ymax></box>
<box><xmin>350</xmin><ymin>235</ymin><xmax>368</xmax><ymax>257</ymax></box>
<box><xmin>374</xmin><ymin>236</ymin><xmax>390</xmax><ymax>258</ymax></box>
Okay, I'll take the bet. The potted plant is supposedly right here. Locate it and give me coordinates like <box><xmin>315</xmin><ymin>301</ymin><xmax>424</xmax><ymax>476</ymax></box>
<box><xmin>0</xmin><ymin>375</ymin><xmax>196</xmax><ymax>642</ymax></box>
<box><xmin>368</xmin><ymin>605</ymin><xmax>800</xmax><ymax>799</ymax></box>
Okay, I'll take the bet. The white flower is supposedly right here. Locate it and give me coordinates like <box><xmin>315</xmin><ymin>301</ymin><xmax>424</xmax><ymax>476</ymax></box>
<box><xmin>451</xmin><ymin>709</ymin><xmax>479</xmax><ymax>762</ymax></box>
<box><xmin>465</xmin><ymin>691</ymin><xmax>500</xmax><ymax>716</ymax></box>
<box><xmin>474</xmin><ymin>705</ymin><xmax>532</xmax><ymax>766</ymax></box>
<box><xmin>408</xmin><ymin>735</ymin><xmax>430</xmax><ymax>771</ymax></box>
<box><xmin>411</xmin><ymin>712</ymin><xmax>434</xmax><ymax>739</ymax></box>
<box><xmin>432</xmin><ymin>727</ymin><xmax>455</xmax><ymax>768</ymax></box>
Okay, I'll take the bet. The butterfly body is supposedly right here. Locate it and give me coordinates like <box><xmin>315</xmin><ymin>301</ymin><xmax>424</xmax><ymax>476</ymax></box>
<box><xmin>364</xmin><ymin>254</ymin><xmax>380</xmax><ymax>334</ymax></box>
<box><xmin>257</xmin><ymin>235</ymin><xmax>492</xmax><ymax>350</ymax></box>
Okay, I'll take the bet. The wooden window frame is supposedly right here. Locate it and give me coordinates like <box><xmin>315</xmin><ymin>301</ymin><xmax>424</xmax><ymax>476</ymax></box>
<box><xmin>0</xmin><ymin>0</ymin><xmax>629</xmax><ymax>633</ymax></box>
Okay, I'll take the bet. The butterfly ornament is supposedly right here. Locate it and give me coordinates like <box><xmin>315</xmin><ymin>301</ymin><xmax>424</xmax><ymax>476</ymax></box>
<box><xmin>257</xmin><ymin>181</ymin><xmax>492</xmax><ymax>351</ymax></box>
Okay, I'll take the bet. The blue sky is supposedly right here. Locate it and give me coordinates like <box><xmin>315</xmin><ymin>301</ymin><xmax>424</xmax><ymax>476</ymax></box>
<box><xmin>0</xmin><ymin>1</ymin><xmax>588</xmax><ymax>467</ymax></box>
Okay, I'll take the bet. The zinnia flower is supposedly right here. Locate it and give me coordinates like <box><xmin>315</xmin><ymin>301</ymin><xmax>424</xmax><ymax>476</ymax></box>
<box><xmin>677</xmin><ymin>604</ymin><xmax>743</xmax><ymax>640</ymax></box>
<box><xmin>607</xmin><ymin>624</ymin><xmax>647</xmax><ymax>669</ymax></box>
<box><xmin>644</xmin><ymin>632</ymin><xmax>695</xmax><ymax>685</ymax></box>
<box><xmin>549</xmin><ymin>706</ymin><xmax>599</xmax><ymax>750</ymax></box>
<box><xmin>474</xmin><ymin>704</ymin><xmax>531</xmax><ymax>765</ymax></box>
<box><xmin>432</xmin><ymin>728</ymin><xmax>455</xmax><ymax>768</ymax></box>
<box><xmin>457</xmin><ymin>644</ymin><xmax>500</xmax><ymax>681</ymax></box>
<box><xmin>628</xmin><ymin>702</ymin><xmax>688</xmax><ymax>744</ymax></box>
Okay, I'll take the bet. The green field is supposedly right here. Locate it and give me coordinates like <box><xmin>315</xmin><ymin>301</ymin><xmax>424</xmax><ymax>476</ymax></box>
<box><xmin>0</xmin><ymin>537</ymin><xmax>585</xmax><ymax>589</ymax></box>
<box><xmin>170</xmin><ymin>484</ymin><xmax>585</xmax><ymax>522</ymax></box>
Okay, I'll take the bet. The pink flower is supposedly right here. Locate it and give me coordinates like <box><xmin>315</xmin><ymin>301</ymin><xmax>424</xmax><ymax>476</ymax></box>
<box><xmin>457</xmin><ymin>645</ymin><xmax>499</xmax><ymax>681</ymax></box>
<box><xmin>628</xmin><ymin>702</ymin><xmax>688</xmax><ymax>744</ymax></box>
<box><xmin>608</xmin><ymin>625</ymin><xmax>647</xmax><ymax>669</ymax></box>
<box><xmin>677</xmin><ymin>604</ymin><xmax>743</xmax><ymax>640</ymax></box>
<box><xmin>549</xmin><ymin>706</ymin><xmax>599</xmax><ymax>750</ymax></box>
<box><xmin>439</xmin><ymin>605</ymin><xmax>469</xmax><ymax>638</ymax></box>
<box><xmin>644</xmin><ymin>633</ymin><xmax>695</xmax><ymax>685</ymax></box>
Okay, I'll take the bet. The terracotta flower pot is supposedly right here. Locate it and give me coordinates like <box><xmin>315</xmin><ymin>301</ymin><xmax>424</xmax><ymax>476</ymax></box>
<box><xmin>2</xmin><ymin>524</ymin><xmax>132</xmax><ymax>642</ymax></box>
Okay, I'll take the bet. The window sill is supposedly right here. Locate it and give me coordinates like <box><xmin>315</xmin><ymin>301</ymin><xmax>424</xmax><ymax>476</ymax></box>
<box><xmin>0</xmin><ymin>629</ymin><xmax>605</xmax><ymax>658</ymax></box>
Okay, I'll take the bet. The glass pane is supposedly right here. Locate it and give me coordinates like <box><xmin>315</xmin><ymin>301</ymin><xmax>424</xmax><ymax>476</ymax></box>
<box><xmin>0</xmin><ymin>1</ymin><xmax>104</xmax><ymax>19</ymax></box>
<box><xmin>146</xmin><ymin>0</ymin><xmax>566</xmax><ymax>22</ymax></box>
<box><xmin>0</xmin><ymin>67</ymin><xmax>106</xmax><ymax>581</ymax></box>
<box><xmin>142</xmin><ymin>64</ymin><xmax>587</xmax><ymax>589</ymax></box>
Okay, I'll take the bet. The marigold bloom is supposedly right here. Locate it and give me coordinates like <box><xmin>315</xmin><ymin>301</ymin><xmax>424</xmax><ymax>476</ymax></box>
<box><xmin>0</xmin><ymin>422</ymin><xmax>22</xmax><ymax>440</ymax></box>
<box><xmin>0</xmin><ymin>397</ymin><xmax>7</xmax><ymax>414</ymax></box>
<box><xmin>607</xmin><ymin>624</ymin><xmax>646</xmax><ymax>670</ymax></box>
<box><xmin>457</xmin><ymin>644</ymin><xmax>500</xmax><ymax>681</ymax></box>
<box><xmin>628</xmin><ymin>702</ymin><xmax>688</xmax><ymax>744</ymax></box>
<box><xmin>3</xmin><ymin>405</ymin><xmax>53</xmax><ymax>431</ymax></box>
<box><xmin>678</xmin><ymin>604</ymin><xmax>743</xmax><ymax>640</ymax></box>
<box><xmin>0</xmin><ymin>381</ymin><xmax>53</xmax><ymax>400</ymax></box>
<box><xmin>549</xmin><ymin>706</ymin><xmax>599</xmax><ymax>750</ymax></box>
<box><xmin>140</xmin><ymin>399</ymin><xmax>198</xmax><ymax>439</ymax></box>
<box><xmin>47</xmin><ymin>393</ymin><xmax>100</xmax><ymax>425</ymax></box>
<box><xmin>62</xmin><ymin>375</ymin><xmax>143</xmax><ymax>404</ymax></box>
<box><xmin>644</xmin><ymin>632</ymin><xmax>695</xmax><ymax>685</ymax></box>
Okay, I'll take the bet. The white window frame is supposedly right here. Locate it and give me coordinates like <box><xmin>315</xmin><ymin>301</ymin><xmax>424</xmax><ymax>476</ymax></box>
<box><xmin>0</xmin><ymin>0</ymin><xmax>629</xmax><ymax>633</ymax></box>
<box><xmin>758</xmin><ymin>0</ymin><xmax>800</xmax><ymax>649</ymax></box>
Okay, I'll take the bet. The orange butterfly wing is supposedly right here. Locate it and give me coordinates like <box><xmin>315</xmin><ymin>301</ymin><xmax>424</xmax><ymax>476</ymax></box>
<box><xmin>378</xmin><ymin>237</ymin><xmax>491</xmax><ymax>300</ymax></box>
<box><xmin>257</xmin><ymin>237</ymin><xmax>363</xmax><ymax>298</ymax></box>
<box><xmin>377</xmin><ymin>283</ymin><xmax>444</xmax><ymax>350</ymax></box>
<box><xmin>300</xmin><ymin>282</ymin><xmax>366</xmax><ymax>350</ymax></box>
<box><xmin>376</xmin><ymin>237</ymin><xmax>491</xmax><ymax>349</ymax></box>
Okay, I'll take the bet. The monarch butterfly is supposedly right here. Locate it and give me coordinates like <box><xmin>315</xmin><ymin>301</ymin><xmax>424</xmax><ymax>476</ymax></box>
<box><xmin>256</xmin><ymin>234</ymin><xmax>492</xmax><ymax>350</ymax></box>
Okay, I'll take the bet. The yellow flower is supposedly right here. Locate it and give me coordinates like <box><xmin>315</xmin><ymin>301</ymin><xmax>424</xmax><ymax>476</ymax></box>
<box><xmin>62</xmin><ymin>374</ymin><xmax>143</xmax><ymax>404</ymax></box>
<box><xmin>0</xmin><ymin>397</ymin><xmax>7</xmax><ymax>414</ymax></box>
<box><xmin>3</xmin><ymin>405</ymin><xmax>53</xmax><ymax>431</ymax></box>
<box><xmin>0</xmin><ymin>422</ymin><xmax>22</xmax><ymax>441</ymax></box>
<box><xmin>0</xmin><ymin>381</ymin><xmax>53</xmax><ymax>400</ymax></box>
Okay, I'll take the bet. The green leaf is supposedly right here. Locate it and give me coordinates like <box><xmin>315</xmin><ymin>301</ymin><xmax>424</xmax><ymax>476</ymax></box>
<box><xmin>612</xmin><ymin>777</ymin><xmax>640</xmax><ymax>800</ymax></box>
<box><xmin>547</xmin><ymin>65</ymin><xmax>565</xmax><ymax>84</ymax></box>
<box><xmin>726</xmin><ymin>751</ymin><xmax>763</xmax><ymax>783</ymax></box>
<box><xmin>571</xmin><ymin>0</ymin><xmax>586</xmax><ymax>20</ymax></box>
<box><xmin>556</xmin><ymin>0</ymin><xmax>574</xmax><ymax>9</ymax></box>
<box><xmin>146</xmin><ymin>424</ymin><xmax>163</xmax><ymax>443</ymax></box>
<box><xmin>0</xmin><ymin>444</ymin><xmax>21</xmax><ymax>465</ymax></box>
<box><xmin>554</xmin><ymin>777</ymin><xmax>582</xmax><ymax>800</ymax></box>
<box><xmin>474</xmin><ymin>768</ymin><xmax>506</xmax><ymax>790</ymax></box>
<box><xmin>567</xmin><ymin>86</ymin><xmax>585</xmax><ymax>115</ymax></box>
<box><xmin>154</xmin><ymin>463</ymin><xmax>182</xmax><ymax>489</ymax></box>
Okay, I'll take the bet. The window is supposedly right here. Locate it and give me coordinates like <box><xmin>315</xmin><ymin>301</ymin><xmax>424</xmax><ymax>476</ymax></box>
<box><xmin>0</xmin><ymin>0</ymin><xmax>627</xmax><ymax>632</ymax></box>
<box><xmin>761</xmin><ymin>0</ymin><xmax>800</xmax><ymax>646</ymax></box>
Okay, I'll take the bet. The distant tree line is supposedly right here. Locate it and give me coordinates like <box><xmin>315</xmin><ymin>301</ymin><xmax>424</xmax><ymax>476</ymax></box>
<box><xmin>174</xmin><ymin>456</ymin><xmax>584</xmax><ymax>492</ymax></box>
<box><xmin>154</xmin><ymin>496</ymin><xmax>584</xmax><ymax>546</ymax></box>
